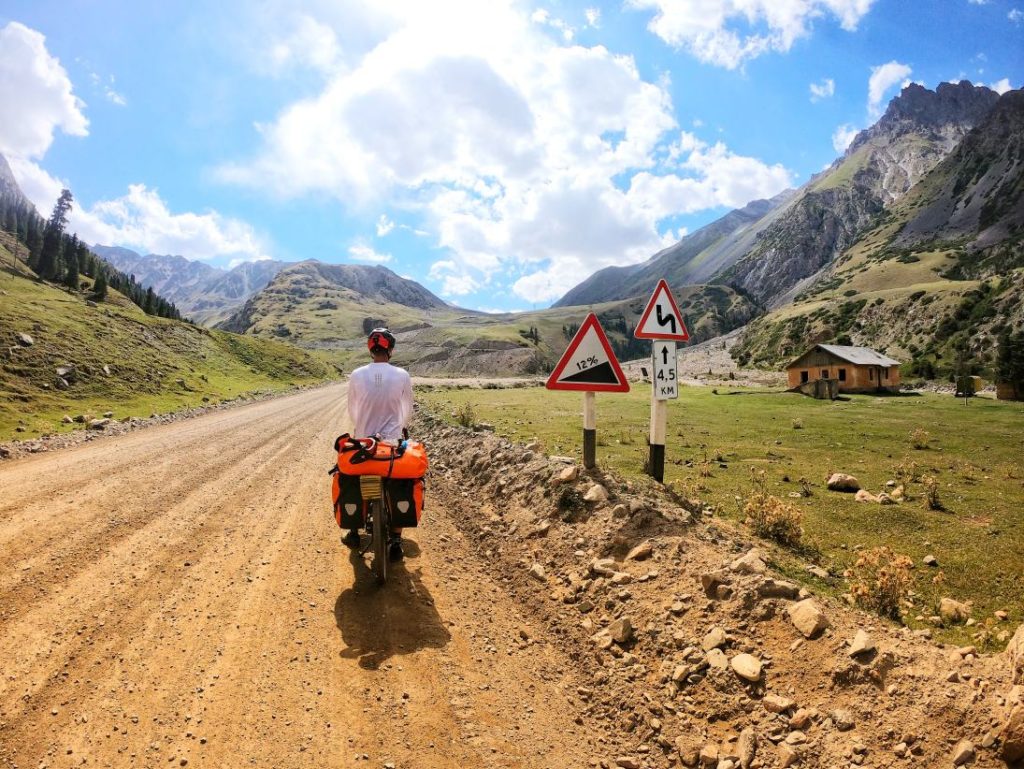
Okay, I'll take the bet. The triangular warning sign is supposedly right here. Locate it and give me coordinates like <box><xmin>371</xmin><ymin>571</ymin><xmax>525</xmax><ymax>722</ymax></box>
<box><xmin>546</xmin><ymin>313</ymin><xmax>630</xmax><ymax>392</ymax></box>
<box><xmin>634</xmin><ymin>279</ymin><xmax>690</xmax><ymax>341</ymax></box>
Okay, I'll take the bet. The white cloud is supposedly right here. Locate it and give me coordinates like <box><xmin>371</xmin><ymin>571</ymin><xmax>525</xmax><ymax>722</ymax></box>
<box><xmin>1009</xmin><ymin>8</ymin><xmax>1023</xmax><ymax>23</ymax></box>
<box><xmin>988</xmin><ymin>77</ymin><xmax>1013</xmax><ymax>94</ymax></box>
<box><xmin>376</xmin><ymin>214</ymin><xmax>395</xmax><ymax>236</ymax></box>
<box><xmin>105</xmin><ymin>87</ymin><xmax>127</xmax><ymax>106</ymax></box>
<box><xmin>266</xmin><ymin>14</ymin><xmax>343</xmax><ymax>74</ymax></box>
<box><xmin>348</xmin><ymin>244</ymin><xmax>392</xmax><ymax>263</ymax></box>
<box><xmin>626</xmin><ymin>0</ymin><xmax>877</xmax><ymax>69</ymax></box>
<box><xmin>218</xmin><ymin>2</ymin><xmax>794</xmax><ymax>305</ymax></box>
<box><xmin>832</xmin><ymin>123</ymin><xmax>859</xmax><ymax>153</ymax></box>
<box><xmin>968</xmin><ymin>0</ymin><xmax>989</xmax><ymax>4</ymax></box>
<box><xmin>809</xmin><ymin>77</ymin><xmax>835</xmax><ymax>101</ymax></box>
<box><xmin>0</xmin><ymin>22</ymin><xmax>88</xmax><ymax>160</ymax></box>
<box><xmin>585</xmin><ymin>8</ymin><xmax>601</xmax><ymax>27</ymax></box>
<box><xmin>868</xmin><ymin>60</ymin><xmax>912</xmax><ymax>117</ymax></box>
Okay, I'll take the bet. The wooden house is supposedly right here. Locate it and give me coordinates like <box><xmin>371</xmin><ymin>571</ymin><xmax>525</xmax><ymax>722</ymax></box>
<box><xmin>786</xmin><ymin>344</ymin><xmax>901</xmax><ymax>394</ymax></box>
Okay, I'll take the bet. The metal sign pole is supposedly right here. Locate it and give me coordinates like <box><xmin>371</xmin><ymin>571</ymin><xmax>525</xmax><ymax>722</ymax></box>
<box><xmin>583</xmin><ymin>391</ymin><xmax>596</xmax><ymax>469</ymax></box>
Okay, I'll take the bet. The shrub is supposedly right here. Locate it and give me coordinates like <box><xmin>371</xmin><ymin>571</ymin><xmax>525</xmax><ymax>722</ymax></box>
<box><xmin>844</xmin><ymin>546</ymin><xmax>914</xmax><ymax>620</ymax></box>
<box><xmin>922</xmin><ymin>475</ymin><xmax>943</xmax><ymax>510</ymax></box>
<box><xmin>743</xmin><ymin>469</ymin><xmax>803</xmax><ymax>546</ymax></box>
<box><xmin>454</xmin><ymin>402</ymin><xmax>476</xmax><ymax>428</ymax></box>
<box><xmin>909</xmin><ymin>428</ymin><xmax>930</xmax><ymax>450</ymax></box>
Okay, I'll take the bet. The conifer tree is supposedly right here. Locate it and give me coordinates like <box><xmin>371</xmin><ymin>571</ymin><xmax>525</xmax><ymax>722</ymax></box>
<box><xmin>93</xmin><ymin>269</ymin><xmax>108</xmax><ymax>300</ymax></box>
<box><xmin>37</xmin><ymin>189</ymin><xmax>74</xmax><ymax>280</ymax></box>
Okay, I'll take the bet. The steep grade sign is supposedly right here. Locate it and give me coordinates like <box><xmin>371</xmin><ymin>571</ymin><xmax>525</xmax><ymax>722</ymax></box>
<box><xmin>546</xmin><ymin>313</ymin><xmax>629</xmax><ymax>393</ymax></box>
<box><xmin>634</xmin><ymin>279</ymin><xmax>690</xmax><ymax>341</ymax></box>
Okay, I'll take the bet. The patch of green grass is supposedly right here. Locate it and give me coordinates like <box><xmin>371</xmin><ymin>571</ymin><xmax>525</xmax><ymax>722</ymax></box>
<box><xmin>0</xmin><ymin>257</ymin><xmax>337</xmax><ymax>440</ymax></box>
<box><xmin>420</xmin><ymin>383</ymin><xmax>1024</xmax><ymax>646</ymax></box>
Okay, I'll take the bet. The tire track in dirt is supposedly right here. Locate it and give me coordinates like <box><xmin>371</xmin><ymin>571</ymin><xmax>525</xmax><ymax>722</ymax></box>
<box><xmin>0</xmin><ymin>384</ymin><xmax>601</xmax><ymax>769</ymax></box>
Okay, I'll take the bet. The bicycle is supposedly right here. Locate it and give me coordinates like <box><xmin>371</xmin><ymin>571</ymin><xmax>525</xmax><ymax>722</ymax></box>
<box><xmin>356</xmin><ymin>474</ymin><xmax>391</xmax><ymax>585</ymax></box>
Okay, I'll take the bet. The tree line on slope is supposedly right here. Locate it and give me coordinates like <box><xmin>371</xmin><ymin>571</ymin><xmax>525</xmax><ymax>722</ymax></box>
<box><xmin>0</xmin><ymin>188</ymin><xmax>183</xmax><ymax>321</ymax></box>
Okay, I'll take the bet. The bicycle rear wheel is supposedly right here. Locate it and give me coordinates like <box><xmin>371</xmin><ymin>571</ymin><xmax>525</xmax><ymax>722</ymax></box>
<box><xmin>371</xmin><ymin>499</ymin><xmax>388</xmax><ymax>585</ymax></box>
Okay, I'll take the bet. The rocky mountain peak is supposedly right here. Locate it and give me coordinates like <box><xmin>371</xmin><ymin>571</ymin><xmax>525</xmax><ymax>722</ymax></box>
<box><xmin>848</xmin><ymin>80</ymin><xmax>999</xmax><ymax>155</ymax></box>
<box><xmin>0</xmin><ymin>152</ymin><xmax>31</xmax><ymax>206</ymax></box>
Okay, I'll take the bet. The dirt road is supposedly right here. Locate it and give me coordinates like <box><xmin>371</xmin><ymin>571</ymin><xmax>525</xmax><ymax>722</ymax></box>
<box><xmin>0</xmin><ymin>385</ymin><xmax>601</xmax><ymax>769</ymax></box>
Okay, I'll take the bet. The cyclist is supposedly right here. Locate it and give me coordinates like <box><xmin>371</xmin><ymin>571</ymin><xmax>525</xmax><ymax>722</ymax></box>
<box><xmin>344</xmin><ymin>328</ymin><xmax>414</xmax><ymax>560</ymax></box>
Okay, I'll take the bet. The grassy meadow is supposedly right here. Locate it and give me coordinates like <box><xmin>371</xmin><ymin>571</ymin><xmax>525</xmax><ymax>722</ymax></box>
<box><xmin>0</xmin><ymin>249</ymin><xmax>338</xmax><ymax>441</ymax></box>
<box><xmin>420</xmin><ymin>382</ymin><xmax>1024</xmax><ymax>646</ymax></box>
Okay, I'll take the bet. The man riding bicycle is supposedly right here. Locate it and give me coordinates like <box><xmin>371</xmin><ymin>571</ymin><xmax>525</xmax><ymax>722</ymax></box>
<box><xmin>344</xmin><ymin>328</ymin><xmax>413</xmax><ymax>561</ymax></box>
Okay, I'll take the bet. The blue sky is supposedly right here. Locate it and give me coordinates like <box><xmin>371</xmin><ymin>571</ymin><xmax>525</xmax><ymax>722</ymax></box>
<box><xmin>0</xmin><ymin>1</ymin><xmax>1020</xmax><ymax>311</ymax></box>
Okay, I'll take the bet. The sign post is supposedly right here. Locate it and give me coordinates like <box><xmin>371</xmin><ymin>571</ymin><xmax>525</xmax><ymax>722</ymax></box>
<box><xmin>634</xmin><ymin>280</ymin><xmax>689</xmax><ymax>483</ymax></box>
<box><xmin>546</xmin><ymin>313</ymin><xmax>629</xmax><ymax>469</ymax></box>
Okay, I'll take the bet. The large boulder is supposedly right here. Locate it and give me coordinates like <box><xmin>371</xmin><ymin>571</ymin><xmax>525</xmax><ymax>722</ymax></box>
<box><xmin>827</xmin><ymin>473</ymin><xmax>860</xmax><ymax>492</ymax></box>
<box><xmin>788</xmin><ymin>599</ymin><xmax>829</xmax><ymax>638</ymax></box>
<box><xmin>1007</xmin><ymin>623</ymin><xmax>1024</xmax><ymax>685</ymax></box>
<box><xmin>1000</xmin><ymin>705</ymin><xmax>1024</xmax><ymax>763</ymax></box>
<box><xmin>939</xmin><ymin>597</ymin><xmax>971</xmax><ymax>625</ymax></box>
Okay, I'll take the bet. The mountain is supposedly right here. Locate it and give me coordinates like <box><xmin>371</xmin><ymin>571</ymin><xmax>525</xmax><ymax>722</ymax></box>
<box><xmin>731</xmin><ymin>87</ymin><xmax>1024</xmax><ymax>378</ymax></box>
<box><xmin>553</xmin><ymin>191</ymin><xmax>794</xmax><ymax>307</ymax></box>
<box><xmin>0</xmin><ymin>153</ymin><xmax>28</xmax><ymax>204</ymax></box>
<box><xmin>556</xmin><ymin>81</ymin><xmax>1001</xmax><ymax>311</ymax></box>
<box><xmin>92</xmin><ymin>245</ymin><xmax>291</xmax><ymax>325</ymax></box>
<box><xmin>717</xmin><ymin>81</ymin><xmax>1000</xmax><ymax>306</ymax></box>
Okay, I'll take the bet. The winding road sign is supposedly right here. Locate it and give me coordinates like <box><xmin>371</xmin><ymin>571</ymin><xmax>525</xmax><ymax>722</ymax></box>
<box><xmin>546</xmin><ymin>313</ymin><xmax>630</xmax><ymax>392</ymax></box>
<box><xmin>634</xmin><ymin>279</ymin><xmax>690</xmax><ymax>341</ymax></box>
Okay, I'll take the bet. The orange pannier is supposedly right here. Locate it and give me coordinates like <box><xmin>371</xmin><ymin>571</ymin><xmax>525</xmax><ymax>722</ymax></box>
<box><xmin>330</xmin><ymin>434</ymin><xmax>428</xmax><ymax>529</ymax></box>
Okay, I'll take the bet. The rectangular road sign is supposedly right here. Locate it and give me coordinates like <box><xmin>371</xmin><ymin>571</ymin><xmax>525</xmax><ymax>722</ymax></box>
<box><xmin>652</xmin><ymin>340</ymin><xmax>678</xmax><ymax>400</ymax></box>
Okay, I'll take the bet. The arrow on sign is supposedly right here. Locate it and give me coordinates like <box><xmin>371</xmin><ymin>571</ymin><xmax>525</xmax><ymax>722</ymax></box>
<box><xmin>634</xmin><ymin>279</ymin><xmax>690</xmax><ymax>341</ymax></box>
<box><xmin>546</xmin><ymin>313</ymin><xmax>630</xmax><ymax>392</ymax></box>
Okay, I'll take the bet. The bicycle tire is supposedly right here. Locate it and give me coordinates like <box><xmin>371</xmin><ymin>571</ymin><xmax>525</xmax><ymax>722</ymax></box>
<box><xmin>371</xmin><ymin>499</ymin><xmax>388</xmax><ymax>585</ymax></box>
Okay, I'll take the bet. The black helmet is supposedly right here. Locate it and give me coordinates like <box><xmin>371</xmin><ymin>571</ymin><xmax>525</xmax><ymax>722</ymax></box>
<box><xmin>367</xmin><ymin>327</ymin><xmax>396</xmax><ymax>356</ymax></box>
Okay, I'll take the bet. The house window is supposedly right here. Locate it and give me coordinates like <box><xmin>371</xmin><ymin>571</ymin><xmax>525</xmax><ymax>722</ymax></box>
<box><xmin>869</xmin><ymin>369</ymin><xmax>874</xmax><ymax>381</ymax></box>
<box><xmin>882</xmin><ymin>367</ymin><xmax>889</xmax><ymax>380</ymax></box>
<box><xmin>801</xmin><ymin>370</ymin><xmax>809</xmax><ymax>383</ymax></box>
<box><xmin>838</xmin><ymin>368</ymin><xmax>847</xmax><ymax>382</ymax></box>
<box><xmin>821</xmin><ymin>369</ymin><xmax>829</xmax><ymax>379</ymax></box>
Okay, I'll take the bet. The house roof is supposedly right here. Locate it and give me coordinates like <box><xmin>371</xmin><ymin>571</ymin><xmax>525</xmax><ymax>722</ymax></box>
<box><xmin>787</xmin><ymin>344</ymin><xmax>901</xmax><ymax>369</ymax></box>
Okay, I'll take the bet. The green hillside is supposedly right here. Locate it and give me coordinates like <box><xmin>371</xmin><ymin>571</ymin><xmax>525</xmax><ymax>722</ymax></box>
<box><xmin>0</xmin><ymin>237</ymin><xmax>337</xmax><ymax>441</ymax></box>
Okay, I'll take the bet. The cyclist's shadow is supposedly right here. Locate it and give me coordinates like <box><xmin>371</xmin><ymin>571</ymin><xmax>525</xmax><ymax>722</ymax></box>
<box><xmin>334</xmin><ymin>538</ymin><xmax>452</xmax><ymax>670</ymax></box>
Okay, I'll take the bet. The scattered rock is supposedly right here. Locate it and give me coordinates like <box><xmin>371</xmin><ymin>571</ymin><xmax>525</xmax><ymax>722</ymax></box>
<box><xmin>757</xmin><ymin>578</ymin><xmax>800</xmax><ymax>599</ymax></box>
<box><xmin>528</xmin><ymin>563</ymin><xmax>546</xmax><ymax>581</ymax></box>
<box><xmin>737</xmin><ymin>727</ymin><xmax>757</xmax><ymax>769</ymax></box>
<box><xmin>730</xmin><ymin>653</ymin><xmax>763</xmax><ymax>682</ymax></box>
<box><xmin>55</xmin><ymin>365</ymin><xmax>76</xmax><ymax>382</ymax></box>
<box><xmin>939</xmin><ymin>597</ymin><xmax>971</xmax><ymax>625</ymax></box>
<box><xmin>87</xmin><ymin>418</ymin><xmax>111</xmax><ymax>430</ymax></box>
<box><xmin>61</xmin><ymin>415</ymin><xmax>73</xmax><ymax>424</ymax></box>
<box><xmin>16</xmin><ymin>332</ymin><xmax>34</xmax><ymax>346</ymax></box>
<box><xmin>730</xmin><ymin>548</ymin><xmax>768</xmax><ymax>574</ymax></box>
<box><xmin>762</xmin><ymin>694</ymin><xmax>794</xmax><ymax>714</ymax></box>
<box><xmin>830</xmin><ymin>708</ymin><xmax>854</xmax><ymax>731</ymax></box>
<box><xmin>826</xmin><ymin>473</ymin><xmax>860</xmax><ymax>492</ymax></box>
<box><xmin>555</xmin><ymin>465</ymin><xmax>579</xmax><ymax>484</ymax></box>
<box><xmin>590</xmin><ymin>558</ymin><xmax>618</xmax><ymax>577</ymax></box>
<box><xmin>787</xmin><ymin>599</ymin><xmax>829</xmax><ymax>639</ymax></box>
<box><xmin>626</xmin><ymin>540</ymin><xmax>653</xmax><ymax>561</ymax></box>
<box><xmin>848</xmin><ymin>629</ymin><xmax>875</xmax><ymax>657</ymax></box>
<box><xmin>702</xmin><ymin>626</ymin><xmax>727</xmax><ymax>651</ymax></box>
<box><xmin>951</xmin><ymin>739</ymin><xmax>975</xmax><ymax>766</ymax></box>
<box><xmin>102</xmin><ymin>364</ymin><xmax>112</xmax><ymax>376</ymax></box>
<box><xmin>854</xmin><ymin>489</ymin><xmax>878</xmax><ymax>503</ymax></box>
<box><xmin>698</xmin><ymin>743</ymin><xmax>719</xmax><ymax>768</ymax></box>
<box><xmin>706</xmin><ymin>648</ymin><xmax>729</xmax><ymax>670</ymax></box>
<box><xmin>583</xmin><ymin>484</ymin><xmax>608</xmax><ymax>503</ymax></box>
<box><xmin>611</xmin><ymin>503</ymin><xmax>629</xmax><ymax>519</ymax></box>
<box><xmin>923</xmin><ymin>554</ymin><xmax>938</xmax><ymax>567</ymax></box>
<box><xmin>614</xmin><ymin>758</ymin><xmax>640</xmax><ymax>769</ymax></box>
<box><xmin>788</xmin><ymin>708</ymin><xmax>812</xmax><ymax>730</ymax></box>
<box><xmin>700</xmin><ymin>570</ymin><xmax>730</xmax><ymax>597</ymax></box>
<box><xmin>608</xmin><ymin>617</ymin><xmax>634</xmax><ymax>645</ymax></box>
<box><xmin>777</xmin><ymin>743</ymin><xmax>799</xmax><ymax>768</ymax></box>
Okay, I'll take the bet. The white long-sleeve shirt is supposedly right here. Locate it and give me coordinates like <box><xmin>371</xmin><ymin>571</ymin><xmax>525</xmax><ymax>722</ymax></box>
<box><xmin>347</xmin><ymin>362</ymin><xmax>413</xmax><ymax>441</ymax></box>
